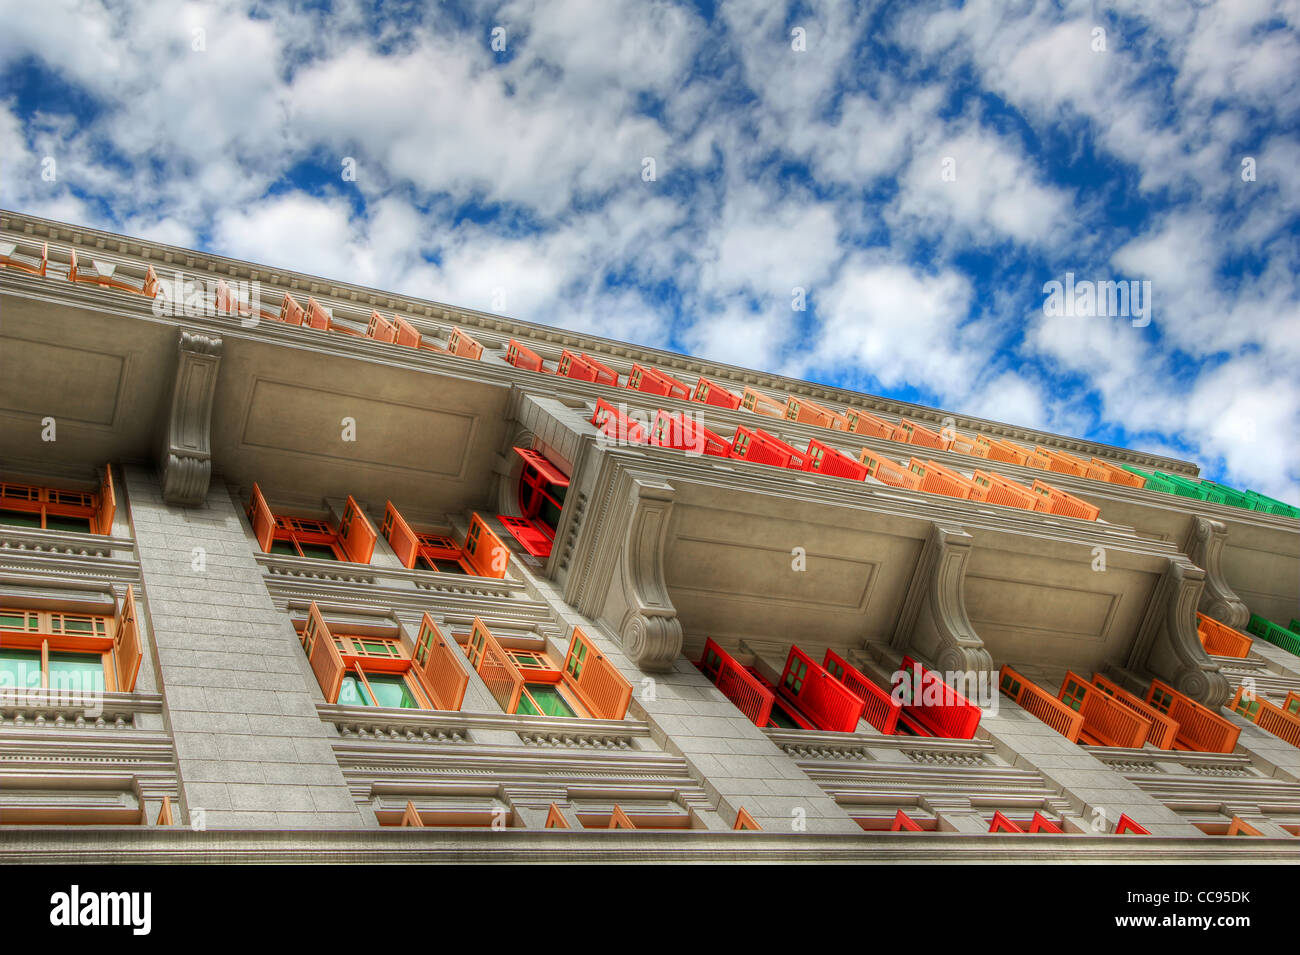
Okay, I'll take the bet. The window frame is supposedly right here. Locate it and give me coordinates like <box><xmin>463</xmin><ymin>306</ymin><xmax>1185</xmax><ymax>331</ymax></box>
<box><xmin>0</xmin><ymin>466</ymin><xmax>114</xmax><ymax>536</ymax></box>
<box><xmin>0</xmin><ymin>588</ymin><xmax>141</xmax><ymax>694</ymax></box>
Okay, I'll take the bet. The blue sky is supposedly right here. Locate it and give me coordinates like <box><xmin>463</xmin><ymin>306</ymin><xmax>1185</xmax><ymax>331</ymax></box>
<box><xmin>1</xmin><ymin>0</ymin><xmax>1297</xmax><ymax>500</ymax></box>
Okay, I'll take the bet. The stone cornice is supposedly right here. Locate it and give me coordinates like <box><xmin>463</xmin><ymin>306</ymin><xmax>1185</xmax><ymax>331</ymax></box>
<box><xmin>0</xmin><ymin>209</ymin><xmax>1202</xmax><ymax>474</ymax></box>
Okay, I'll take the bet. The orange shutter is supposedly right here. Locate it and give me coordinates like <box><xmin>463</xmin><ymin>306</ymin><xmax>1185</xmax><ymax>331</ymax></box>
<box><xmin>412</xmin><ymin>613</ymin><xmax>469</xmax><ymax>711</ymax></box>
<box><xmin>95</xmin><ymin>465</ymin><xmax>116</xmax><ymax>536</ymax></box>
<box><xmin>609</xmin><ymin>805</ymin><xmax>636</xmax><ymax>829</ymax></box>
<box><xmin>446</xmin><ymin>327</ymin><xmax>484</xmax><ymax>360</ymax></box>
<box><xmin>381</xmin><ymin>501</ymin><xmax>419</xmax><ymax>569</ymax></box>
<box><xmin>113</xmin><ymin>585</ymin><xmax>143</xmax><ymax>692</ymax></box>
<box><xmin>393</xmin><ymin>315</ymin><xmax>421</xmax><ymax>348</ymax></box>
<box><xmin>156</xmin><ymin>795</ymin><xmax>174</xmax><ymax>826</ymax></box>
<box><xmin>367</xmin><ymin>311</ymin><xmax>398</xmax><ymax>342</ymax></box>
<box><xmin>338</xmin><ymin>496</ymin><xmax>377</xmax><ymax>564</ymax></box>
<box><xmin>474</xmin><ymin>620</ymin><xmax>525</xmax><ymax>714</ymax></box>
<box><xmin>303</xmin><ymin>297</ymin><xmax>330</xmax><ymax>330</ymax></box>
<box><xmin>278</xmin><ymin>292</ymin><xmax>305</xmax><ymax>326</ymax></box>
<box><xmin>463</xmin><ymin>513</ymin><xmax>509</xmax><ymax>579</ymax></box>
<box><xmin>545</xmin><ymin>803</ymin><xmax>570</xmax><ymax>829</ymax></box>
<box><xmin>305</xmin><ymin>601</ymin><xmax>346</xmax><ymax>702</ymax></box>
<box><xmin>562</xmin><ymin>627</ymin><xmax>633</xmax><ymax>720</ymax></box>
<box><xmin>734</xmin><ymin>808</ymin><xmax>761</xmax><ymax>831</ymax></box>
<box><xmin>249</xmin><ymin>483</ymin><xmax>276</xmax><ymax>552</ymax></box>
<box><xmin>401</xmin><ymin>801</ymin><xmax>424</xmax><ymax>827</ymax></box>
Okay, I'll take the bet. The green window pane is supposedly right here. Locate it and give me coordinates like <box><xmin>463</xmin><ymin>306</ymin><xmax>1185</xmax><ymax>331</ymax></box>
<box><xmin>46</xmin><ymin>652</ymin><xmax>104</xmax><ymax>694</ymax></box>
<box><xmin>338</xmin><ymin>674</ymin><xmax>370</xmax><ymax>706</ymax></box>
<box><xmin>0</xmin><ymin>648</ymin><xmax>42</xmax><ymax>690</ymax></box>
<box><xmin>430</xmin><ymin>559</ymin><xmax>467</xmax><ymax>575</ymax></box>
<box><xmin>520</xmin><ymin>683</ymin><xmax>576</xmax><ymax>718</ymax></box>
<box><xmin>0</xmin><ymin>509</ymin><xmax>42</xmax><ymax>528</ymax></box>
<box><xmin>297</xmin><ymin>542</ymin><xmax>340</xmax><ymax>561</ymax></box>
<box><xmin>270</xmin><ymin>540</ymin><xmax>298</xmax><ymax>556</ymax></box>
<box><xmin>60</xmin><ymin>617</ymin><xmax>95</xmax><ymax>634</ymax></box>
<box><xmin>366</xmin><ymin>674</ymin><xmax>418</xmax><ymax>709</ymax></box>
<box><xmin>0</xmin><ymin>612</ymin><xmax>30</xmax><ymax>630</ymax></box>
<box><xmin>44</xmin><ymin>514</ymin><xmax>93</xmax><ymax>534</ymax></box>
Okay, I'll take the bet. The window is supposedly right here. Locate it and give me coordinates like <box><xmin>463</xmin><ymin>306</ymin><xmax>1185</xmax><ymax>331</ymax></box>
<box><xmin>464</xmin><ymin>619</ymin><xmax>632</xmax><ymax>720</ymax></box>
<box><xmin>248</xmin><ymin>484</ymin><xmax>376</xmax><ymax>563</ymax></box>
<box><xmin>0</xmin><ymin>467</ymin><xmax>115</xmax><ymax>535</ymax></box>
<box><xmin>381</xmin><ymin>504</ymin><xmax>509</xmax><ymax>578</ymax></box>
<box><xmin>1146</xmin><ymin>678</ymin><xmax>1240</xmax><ymax>753</ymax></box>
<box><xmin>649</xmin><ymin>411</ymin><xmax>732</xmax><ymax>456</ymax></box>
<box><xmin>626</xmin><ymin>364</ymin><xmax>690</xmax><ymax>399</ymax></box>
<box><xmin>299</xmin><ymin>603</ymin><xmax>468</xmax><ymax>711</ymax></box>
<box><xmin>728</xmin><ymin>427</ymin><xmax>809</xmax><ymax>469</ymax></box>
<box><xmin>806</xmin><ymin>440</ymin><xmax>868</xmax><ymax>479</ymax></box>
<box><xmin>843</xmin><ymin>409</ymin><xmax>893</xmax><ymax>438</ymax></box>
<box><xmin>698</xmin><ymin>641</ymin><xmax>864</xmax><ymax>732</ymax></box>
<box><xmin>740</xmin><ymin>387</ymin><xmax>784</xmax><ymax>417</ymax></box>
<box><xmin>497</xmin><ymin>447</ymin><xmax>570</xmax><ymax>558</ymax></box>
<box><xmin>591</xmin><ymin>398</ymin><xmax>648</xmax><ymax>444</ymax></box>
<box><xmin>0</xmin><ymin>588</ymin><xmax>142</xmax><ymax>694</ymax></box>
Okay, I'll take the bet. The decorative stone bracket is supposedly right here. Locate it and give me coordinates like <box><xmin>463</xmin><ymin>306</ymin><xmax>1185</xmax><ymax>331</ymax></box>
<box><xmin>1185</xmin><ymin>516</ymin><xmax>1250</xmax><ymax>630</ymax></box>
<box><xmin>617</xmin><ymin>478</ymin><xmax>683</xmax><ymax>672</ymax></box>
<box><xmin>890</xmin><ymin>523</ymin><xmax>993</xmax><ymax>678</ymax></box>
<box><xmin>158</xmin><ymin>330</ymin><xmax>223</xmax><ymax>506</ymax></box>
<box><xmin>1128</xmin><ymin>556</ymin><xmax>1230</xmax><ymax>706</ymax></box>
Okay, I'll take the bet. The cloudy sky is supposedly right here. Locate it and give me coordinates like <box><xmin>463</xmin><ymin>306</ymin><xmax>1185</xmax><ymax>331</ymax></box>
<box><xmin>1</xmin><ymin>0</ymin><xmax>1297</xmax><ymax>500</ymax></box>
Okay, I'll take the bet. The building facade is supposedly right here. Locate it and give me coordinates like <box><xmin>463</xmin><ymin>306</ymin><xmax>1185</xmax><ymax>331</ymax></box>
<box><xmin>0</xmin><ymin>208</ymin><xmax>1297</xmax><ymax>862</ymax></box>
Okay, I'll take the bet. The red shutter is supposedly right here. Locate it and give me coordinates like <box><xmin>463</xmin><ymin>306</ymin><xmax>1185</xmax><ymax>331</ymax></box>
<box><xmin>592</xmin><ymin>398</ymin><xmax>648</xmax><ymax>444</ymax></box>
<box><xmin>305</xmin><ymin>602</ymin><xmax>345</xmax><ymax>702</ymax></box>
<box><xmin>338</xmin><ymin>495</ymin><xmax>377</xmax><ymax>564</ymax></box>
<box><xmin>778</xmin><ymin>646</ymin><xmax>866</xmax><ymax>733</ymax></box>
<box><xmin>1115</xmin><ymin>814</ymin><xmax>1150</xmax><ymax>835</ymax></box>
<box><xmin>113</xmin><ymin>584</ymin><xmax>143</xmax><ymax>693</ymax></box>
<box><xmin>463</xmin><ymin>513</ymin><xmax>509</xmax><ymax>579</ymax></box>
<box><xmin>249</xmin><ymin>483</ymin><xmax>276</xmax><ymax>552</ymax></box>
<box><xmin>823</xmin><ymin>649</ymin><xmax>900</xmax><ymax>734</ymax></box>
<box><xmin>805</xmin><ymin>440</ymin><xmax>868</xmax><ymax>480</ymax></box>
<box><xmin>497</xmin><ymin>515</ymin><xmax>553</xmax><ymax>558</ymax></box>
<box><xmin>512</xmin><ymin>447</ymin><xmax>569</xmax><ymax>486</ymax></box>
<box><xmin>1028</xmin><ymin>812</ymin><xmax>1062</xmax><ymax>833</ymax></box>
<box><xmin>989</xmin><ymin>811</ymin><xmax>1024</xmax><ymax>833</ymax></box>
<box><xmin>896</xmin><ymin>654</ymin><xmax>982</xmax><ymax>739</ymax></box>
<box><xmin>697</xmin><ymin>638</ymin><xmax>775</xmax><ymax>727</ymax></box>
<box><xmin>95</xmin><ymin>465</ymin><xmax>117</xmax><ymax>536</ymax></box>
<box><xmin>891</xmin><ymin>810</ymin><xmax>923</xmax><ymax>832</ymax></box>
<box><xmin>562</xmin><ymin>627</ymin><xmax>632</xmax><ymax>720</ymax></box>
<box><xmin>692</xmin><ymin>377</ymin><xmax>742</xmax><ymax>409</ymax></box>
<box><xmin>380</xmin><ymin>501</ymin><xmax>419</xmax><ymax>569</ymax></box>
<box><xmin>413</xmin><ymin>613</ymin><xmax>468</xmax><ymax>711</ymax></box>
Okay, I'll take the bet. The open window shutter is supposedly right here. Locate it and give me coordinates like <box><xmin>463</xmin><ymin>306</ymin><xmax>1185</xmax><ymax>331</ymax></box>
<box><xmin>734</xmin><ymin>808</ymin><xmax>761</xmax><ymax>831</ymax></box>
<box><xmin>249</xmin><ymin>483</ymin><xmax>276</xmax><ymax>552</ymax></box>
<box><xmin>563</xmin><ymin>627</ymin><xmax>632</xmax><ymax>720</ymax></box>
<box><xmin>988</xmin><ymin>811</ymin><xmax>1024</xmax><ymax>833</ymax></box>
<box><xmin>113</xmin><ymin>584</ymin><xmax>143</xmax><ymax>692</ymax></box>
<box><xmin>303</xmin><ymin>297</ymin><xmax>330</xmax><ymax>330</ymax></box>
<box><xmin>512</xmin><ymin>446</ymin><xmax>570</xmax><ymax>486</ymax></box>
<box><xmin>156</xmin><ymin>795</ymin><xmax>175</xmax><ymax>826</ymax></box>
<box><xmin>305</xmin><ymin>602</ymin><xmax>346</xmax><ymax>703</ymax></box>
<box><xmin>463</xmin><ymin>513</ymin><xmax>509</xmax><ymax>578</ymax></box>
<box><xmin>400</xmin><ymin>801</ymin><xmax>424</xmax><ymax>827</ymax></box>
<box><xmin>95</xmin><ymin>465</ymin><xmax>116</xmax><ymax>535</ymax></box>
<box><xmin>279</xmin><ymin>292</ymin><xmax>305</xmax><ymax>326</ymax></box>
<box><xmin>367</xmin><ymin>311</ymin><xmax>398</xmax><ymax>342</ymax></box>
<box><xmin>891</xmin><ymin>810</ymin><xmax>923</xmax><ymax>832</ymax></box>
<box><xmin>1028</xmin><ymin>812</ymin><xmax>1062</xmax><ymax>833</ymax></box>
<box><xmin>412</xmin><ymin>613</ymin><xmax>469</xmax><ymax>711</ymax></box>
<box><xmin>393</xmin><ymin>315</ymin><xmax>421</xmax><ymax>348</ymax></box>
<box><xmin>338</xmin><ymin>495</ymin><xmax>377</xmax><ymax>564</ymax></box>
<box><xmin>1114</xmin><ymin>814</ymin><xmax>1149</xmax><ymax>835</ymax></box>
<box><xmin>474</xmin><ymin>620</ymin><xmax>524</xmax><ymax>714</ymax></box>
<box><xmin>381</xmin><ymin>501</ymin><xmax>419</xmax><ymax>569</ymax></box>
<box><xmin>545</xmin><ymin>803</ymin><xmax>570</xmax><ymax>829</ymax></box>
<box><xmin>609</xmin><ymin>805</ymin><xmax>636</xmax><ymax>829</ymax></box>
<box><xmin>497</xmin><ymin>515</ymin><xmax>553</xmax><ymax>558</ymax></box>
